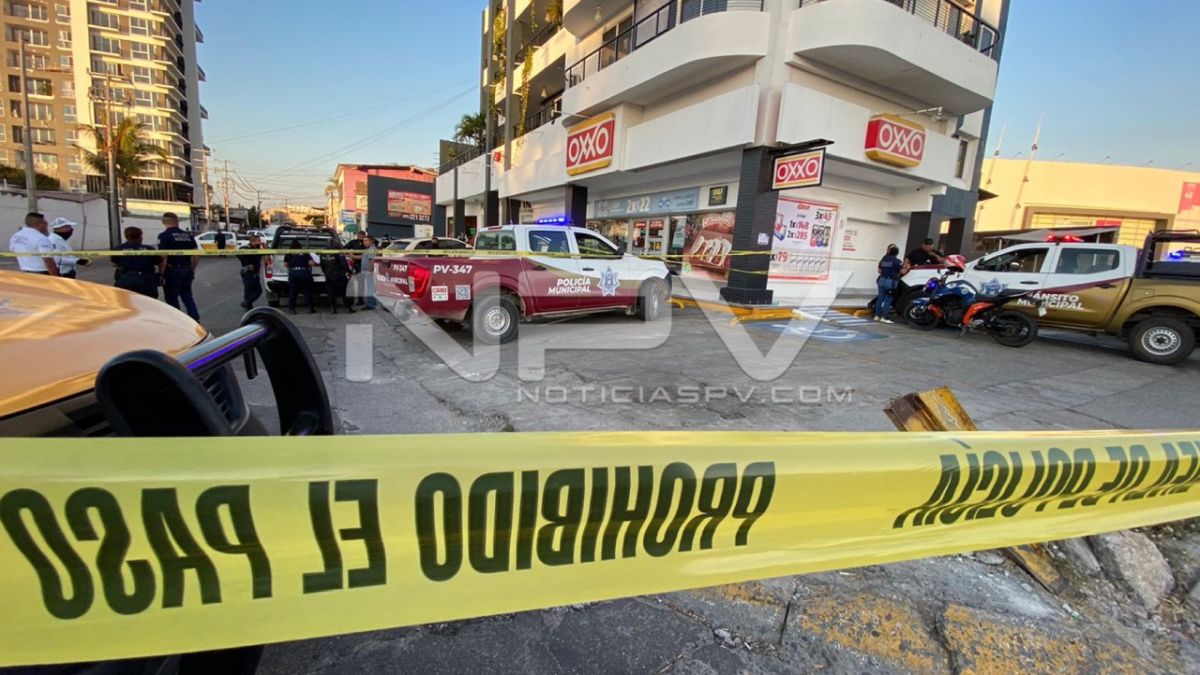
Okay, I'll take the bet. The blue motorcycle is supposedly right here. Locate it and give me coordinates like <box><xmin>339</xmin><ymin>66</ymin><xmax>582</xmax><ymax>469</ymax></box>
<box><xmin>904</xmin><ymin>268</ymin><xmax>1043</xmax><ymax>348</ymax></box>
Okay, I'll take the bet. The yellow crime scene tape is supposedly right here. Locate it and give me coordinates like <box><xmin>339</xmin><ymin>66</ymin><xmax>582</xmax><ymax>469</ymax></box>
<box><xmin>0</xmin><ymin>248</ymin><xmax>883</xmax><ymax>262</ymax></box>
<box><xmin>2</xmin><ymin>429</ymin><xmax>1199</xmax><ymax>666</ymax></box>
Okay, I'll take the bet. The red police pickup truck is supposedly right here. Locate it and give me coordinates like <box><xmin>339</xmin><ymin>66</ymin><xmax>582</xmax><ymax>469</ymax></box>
<box><xmin>375</xmin><ymin>225</ymin><xmax>671</xmax><ymax>343</ymax></box>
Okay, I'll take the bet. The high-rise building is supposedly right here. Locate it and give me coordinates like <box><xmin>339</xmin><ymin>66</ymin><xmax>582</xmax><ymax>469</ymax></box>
<box><xmin>438</xmin><ymin>0</ymin><xmax>1010</xmax><ymax>303</ymax></box>
<box><xmin>0</xmin><ymin>0</ymin><xmax>205</xmax><ymax>214</ymax></box>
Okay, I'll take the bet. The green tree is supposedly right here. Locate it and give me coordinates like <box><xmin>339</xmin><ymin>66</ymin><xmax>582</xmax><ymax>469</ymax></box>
<box><xmin>0</xmin><ymin>163</ymin><xmax>60</xmax><ymax>191</ymax></box>
<box><xmin>455</xmin><ymin>112</ymin><xmax>487</xmax><ymax>149</ymax></box>
<box><xmin>79</xmin><ymin>118</ymin><xmax>168</xmax><ymax>214</ymax></box>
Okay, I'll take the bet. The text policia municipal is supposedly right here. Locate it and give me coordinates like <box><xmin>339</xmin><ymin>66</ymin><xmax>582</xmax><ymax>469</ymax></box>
<box><xmin>0</xmin><ymin>462</ymin><xmax>775</xmax><ymax>619</ymax></box>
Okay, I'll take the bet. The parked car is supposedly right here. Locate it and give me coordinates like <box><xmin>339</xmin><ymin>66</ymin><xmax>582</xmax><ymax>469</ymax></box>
<box><xmin>385</xmin><ymin>237</ymin><xmax>471</xmax><ymax>253</ymax></box>
<box><xmin>195</xmin><ymin>231</ymin><xmax>246</xmax><ymax>250</ymax></box>
<box><xmin>0</xmin><ymin>271</ymin><xmax>333</xmax><ymax>672</ymax></box>
<box><xmin>902</xmin><ymin>231</ymin><xmax>1200</xmax><ymax>364</ymax></box>
<box><xmin>262</xmin><ymin>226</ymin><xmax>341</xmax><ymax>307</ymax></box>
<box><xmin>375</xmin><ymin>225</ymin><xmax>671</xmax><ymax>343</ymax></box>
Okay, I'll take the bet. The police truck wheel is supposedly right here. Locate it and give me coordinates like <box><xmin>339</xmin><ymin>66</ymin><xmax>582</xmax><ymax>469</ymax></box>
<box><xmin>1128</xmin><ymin>316</ymin><xmax>1195</xmax><ymax>365</ymax></box>
<box><xmin>638</xmin><ymin>278</ymin><xmax>668</xmax><ymax>321</ymax></box>
<box><xmin>473</xmin><ymin>295</ymin><xmax>519</xmax><ymax>344</ymax></box>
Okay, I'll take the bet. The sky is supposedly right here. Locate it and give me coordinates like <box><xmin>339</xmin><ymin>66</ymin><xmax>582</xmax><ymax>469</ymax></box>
<box><xmin>195</xmin><ymin>0</ymin><xmax>1200</xmax><ymax>209</ymax></box>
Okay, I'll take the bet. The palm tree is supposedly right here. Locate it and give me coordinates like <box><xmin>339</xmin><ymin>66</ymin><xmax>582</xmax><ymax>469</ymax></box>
<box><xmin>456</xmin><ymin>112</ymin><xmax>487</xmax><ymax>149</ymax></box>
<box><xmin>80</xmin><ymin>118</ymin><xmax>168</xmax><ymax>215</ymax></box>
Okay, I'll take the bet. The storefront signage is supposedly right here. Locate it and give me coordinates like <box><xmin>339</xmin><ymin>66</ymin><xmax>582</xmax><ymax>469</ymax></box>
<box><xmin>769</xmin><ymin>197</ymin><xmax>839</xmax><ymax>282</ymax></box>
<box><xmin>340</xmin><ymin>210</ymin><xmax>357</xmax><ymax>227</ymax></box>
<box><xmin>708</xmin><ymin>186</ymin><xmax>728</xmax><ymax>206</ymax></box>
<box><xmin>772</xmin><ymin>149</ymin><xmax>825</xmax><ymax>190</ymax></box>
<box><xmin>864</xmin><ymin>114</ymin><xmax>926</xmax><ymax>168</ymax></box>
<box><xmin>566</xmin><ymin>113</ymin><xmax>616</xmax><ymax>176</ymax></box>
<box><xmin>593</xmin><ymin>187</ymin><xmax>700</xmax><ymax>218</ymax></box>
<box><xmin>386</xmin><ymin>190</ymin><xmax>432</xmax><ymax>222</ymax></box>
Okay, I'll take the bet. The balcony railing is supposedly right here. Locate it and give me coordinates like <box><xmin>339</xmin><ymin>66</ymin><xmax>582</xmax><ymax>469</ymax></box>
<box><xmin>798</xmin><ymin>0</ymin><xmax>1000</xmax><ymax>59</ymax></box>
<box><xmin>441</xmin><ymin>144</ymin><xmax>483</xmax><ymax>174</ymax></box>
<box><xmin>514</xmin><ymin>18</ymin><xmax>563</xmax><ymax>64</ymax></box>
<box><xmin>522</xmin><ymin>96</ymin><xmax>562</xmax><ymax>136</ymax></box>
<box><xmin>566</xmin><ymin>0</ymin><xmax>763</xmax><ymax>88</ymax></box>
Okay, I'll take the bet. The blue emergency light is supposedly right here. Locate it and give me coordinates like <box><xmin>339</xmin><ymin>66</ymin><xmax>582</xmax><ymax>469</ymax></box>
<box><xmin>535</xmin><ymin>216</ymin><xmax>570</xmax><ymax>225</ymax></box>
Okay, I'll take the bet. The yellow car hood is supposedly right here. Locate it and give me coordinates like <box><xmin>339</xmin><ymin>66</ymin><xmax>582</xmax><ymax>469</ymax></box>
<box><xmin>0</xmin><ymin>271</ymin><xmax>207</xmax><ymax>418</ymax></box>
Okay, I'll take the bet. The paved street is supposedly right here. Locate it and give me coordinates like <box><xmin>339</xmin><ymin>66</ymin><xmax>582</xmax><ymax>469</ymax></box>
<box><xmin>7</xmin><ymin>256</ymin><xmax>1198</xmax><ymax>673</ymax></box>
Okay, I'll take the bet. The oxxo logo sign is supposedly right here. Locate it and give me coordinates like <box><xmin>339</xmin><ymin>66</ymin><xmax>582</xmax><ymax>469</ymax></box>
<box><xmin>771</xmin><ymin>149</ymin><xmax>825</xmax><ymax>190</ymax></box>
<box><xmin>865</xmin><ymin>114</ymin><xmax>926</xmax><ymax>168</ymax></box>
<box><xmin>566</xmin><ymin>113</ymin><xmax>616</xmax><ymax>176</ymax></box>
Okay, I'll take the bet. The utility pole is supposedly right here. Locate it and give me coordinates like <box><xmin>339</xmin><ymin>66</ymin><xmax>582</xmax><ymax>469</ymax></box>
<box><xmin>222</xmin><ymin>160</ymin><xmax>231</xmax><ymax>232</ymax></box>
<box><xmin>19</xmin><ymin>32</ymin><xmax>36</xmax><ymax>212</ymax></box>
<box><xmin>89</xmin><ymin>73</ymin><xmax>125</xmax><ymax>249</ymax></box>
<box><xmin>199</xmin><ymin>150</ymin><xmax>212</xmax><ymax>231</ymax></box>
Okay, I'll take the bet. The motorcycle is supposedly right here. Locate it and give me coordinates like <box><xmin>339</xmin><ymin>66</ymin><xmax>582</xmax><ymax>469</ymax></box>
<box><xmin>903</xmin><ymin>257</ymin><xmax>1045</xmax><ymax>348</ymax></box>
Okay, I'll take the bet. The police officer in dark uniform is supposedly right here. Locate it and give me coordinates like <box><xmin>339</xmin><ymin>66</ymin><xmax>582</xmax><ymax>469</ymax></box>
<box><xmin>236</xmin><ymin>234</ymin><xmax>265</xmax><ymax>309</ymax></box>
<box><xmin>321</xmin><ymin>247</ymin><xmax>356</xmax><ymax>314</ymax></box>
<box><xmin>284</xmin><ymin>241</ymin><xmax>317</xmax><ymax>314</ymax></box>
<box><xmin>157</xmin><ymin>212</ymin><xmax>201</xmax><ymax>320</ymax></box>
<box><xmin>112</xmin><ymin>226</ymin><xmax>160</xmax><ymax>298</ymax></box>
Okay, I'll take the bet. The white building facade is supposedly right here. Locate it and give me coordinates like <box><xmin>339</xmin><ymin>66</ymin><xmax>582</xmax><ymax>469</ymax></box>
<box><xmin>438</xmin><ymin>0</ymin><xmax>1009</xmax><ymax>302</ymax></box>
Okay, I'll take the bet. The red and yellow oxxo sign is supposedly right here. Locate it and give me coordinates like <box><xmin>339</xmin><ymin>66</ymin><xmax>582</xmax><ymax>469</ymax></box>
<box><xmin>772</xmin><ymin>149</ymin><xmax>825</xmax><ymax>190</ymax></box>
<box><xmin>865</xmin><ymin>114</ymin><xmax>926</xmax><ymax>168</ymax></box>
<box><xmin>566</xmin><ymin>113</ymin><xmax>616</xmax><ymax>176</ymax></box>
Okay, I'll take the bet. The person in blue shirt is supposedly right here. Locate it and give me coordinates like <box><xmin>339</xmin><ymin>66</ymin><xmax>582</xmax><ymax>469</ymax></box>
<box><xmin>157</xmin><ymin>212</ymin><xmax>201</xmax><ymax>321</ymax></box>
<box><xmin>875</xmin><ymin>244</ymin><xmax>904</xmax><ymax>323</ymax></box>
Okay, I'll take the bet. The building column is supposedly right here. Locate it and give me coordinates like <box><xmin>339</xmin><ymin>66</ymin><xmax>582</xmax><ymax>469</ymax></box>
<box><xmin>904</xmin><ymin>212</ymin><xmax>941</xmax><ymax>256</ymax></box>
<box><xmin>434</xmin><ymin>205</ymin><xmax>447</xmax><ymax>236</ymax></box>
<box><xmin>942</xmin><ymin>217</ymin><xmax>973</xmax><ymax>256</ymax></box>
<box><xmin>453</xmin><ymin>199</ymin><xmax>466</xmax><ymax>237</ymax></box>
<box><xmin>721</xmin><ymin>147</ymin><xmax>778</xmax><ymax>306</ymax></box>
<box><xmin>566</xmin><ymin>185</ymin><xmax>587</xmax><ymax>227</ymax></box>
<box><xmin>485</xmin><ymin>191</ymin><xmax>500</xmax><ymax>228</ymax></box>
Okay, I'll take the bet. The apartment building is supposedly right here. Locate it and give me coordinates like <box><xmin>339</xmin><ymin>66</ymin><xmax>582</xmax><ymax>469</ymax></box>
<box><xmin>0</xmin><ymin>0</ymin><xmax>206</xmax><ymax>215</ymax></box>
<box><xmin>438</xmin><ymin>0</ymin><xmax>1010</xmax><ymax>303</ymax></box>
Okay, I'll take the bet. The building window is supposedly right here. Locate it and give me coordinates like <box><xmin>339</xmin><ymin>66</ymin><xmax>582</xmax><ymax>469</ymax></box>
<box><xmin>6</xmin><ymin>24</ymin><xmax>49</xmax><ymax>46</ymax></box>
<box><xmin>56</xmin><ymin>28</ymin><xmax>68</xmax><ymax>47</ymax></box>
<box><xmin>8</xmin><ymin>49</ymin><xmax>48</xmax><ymax>69</ymax></box>
<box><xmin>955</xmin><ymin>139</ymin><xmax>969</xmax><ymax>179</ymax></box>
<box><xmin>57</xmin><ymin>53</ymin><xmax>70</xmax><ymax>68</ymax></box>
<box><xmin>28</xmin><ymin>102</ymin><xmax>52</xmax><ymax>120</ymax></box>
<box><xmin>33</xmin><ymin>152</ymin><xmax>57</xmax><ymax>172</ymax></box>
<box><xmin>131</xmin><ymin>65</ymin><xmax>151</xmax><ymax>83</ymax></box>
<box><xmin>7</xmin><ymin>75</ymin><xmax>18</xmax><ymax>93</ymax></box>
<box><xmin>64</xmin><ymin>127</ymin><xmax>75</xmax><ymax>143</ymax></box>
<box><xmin>67</xmin><ymin>154</ymin><xmax>80</xmax><ymax>172</ymax></box>
<box><xmin>7</xmin><ymin>2</ymin><xmax>49</xmax><ymax>21</ymax></box>
<box><xmin>129</xmin><ymin>0</ymin><xmax>147</xmax><ymax>9</ymax></box>
<box><xmin>134</xmin><ymin>89</ymin><xmax>151</xmax><ymax>107</ymax></box>
<box><xmin>130</xmin><ymin>41</ymin><xmax>150</xmax><ymax>60</ymax></box>
<box><xmin>90</xmin><ymin>57</ymin><xmax>122</xmax><ymax>75</ymax></box>
<box><xmin>87</xmin><ymin>8</ymin><xmax>118</xmax><ymax>29</ymax></box>
<box><xmin>11</xmin><ymin>125</ymin><xmax>21</xmax><ymax>143</ymax></box>
<box><xmin>129</xmin><ymin>17</ymin><xmax>148</xmax><ymax>35</ymax></box>
<box><xmin>69</xmin><ymin>178</ymin><xmax>85</xmax><ymax>192</ymax></box>
<box><xmin>62</xmin><ymin>103</ymin><xmax>74</xmax><ymax>122</ymax></box>
<box><xmin>60</xmin><ymin>80</ymin><xmax>73</xmax><ymax>97</ymax></box>
<box><xmin>8</xmin><ymin>99</ymin><xmax>19</xmax><ymax>118</ymax></box>
<box><xmin>54</xmin><ymin>1</ymin><xmax>65</xmax><ymax>20</ymax></box>
<box><xmin>30</xmin><ymin>126</ymin><xmax>53</xmax><ymax>145</ymax></box>
<box><xmin>0</xmin><ymin>124</ymin><xmax>6</xmax><ymax>142</ymax></box>
<box><xmin>90</xmin><ymin>33</ymin><xmax>120</xmax><ymax>54</ymax></box>
<box><xmin>25</xmin><ymin>77</ymin><xmax>51</xmax><ymax>96</ymax></box>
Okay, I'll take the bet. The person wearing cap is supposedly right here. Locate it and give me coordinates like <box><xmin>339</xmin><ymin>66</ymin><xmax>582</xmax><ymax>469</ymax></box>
<box><xmin>47</xmin><ymin>217</ymin><xmax>89</xmax><ymax>279</ymax></box>
<box><xmin>7</xmin><ymin>212</ymin><xmax>59</xmax><ymax>276</ymax></box>
<box><xmin>112</xmin><ymin>226</ymin><xmax>160</xmax><ymax>298</ymax></box>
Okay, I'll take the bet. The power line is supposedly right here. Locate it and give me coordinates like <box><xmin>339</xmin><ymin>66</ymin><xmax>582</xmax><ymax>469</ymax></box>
<box><xmin>256</xmin><ymin>86</ymin><xmax>474</xmax><ymax>182</ymax></box>
<box><xmin>206</xmin><ymin>77</ymin><xmax>477</xmax><ymax>145</ymax></box>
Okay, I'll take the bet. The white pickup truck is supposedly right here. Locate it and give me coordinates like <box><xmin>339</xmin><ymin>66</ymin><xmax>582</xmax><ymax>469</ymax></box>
<box><xmin>900</xmin><ymin>233</ymin><xmax>1200</xmax><ymax>364</ymax></box>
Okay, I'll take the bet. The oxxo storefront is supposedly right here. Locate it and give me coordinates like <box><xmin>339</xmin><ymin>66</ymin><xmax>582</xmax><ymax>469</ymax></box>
<box><xmin>486</xmin><ymin>84</ymin><xmax>986</xmax><ymax>306</ymax></box>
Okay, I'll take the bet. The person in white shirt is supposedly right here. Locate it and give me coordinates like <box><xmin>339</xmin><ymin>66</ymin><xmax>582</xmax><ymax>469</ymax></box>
<box><xmin>7</xmin><ymin>212</ymin><xmax>59</xmax><ymax>276</ymax></box>
<box><xmin>48</xmin><ymin>217</ymin><xmax>89</xmax><ymax>279</ymax></box>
